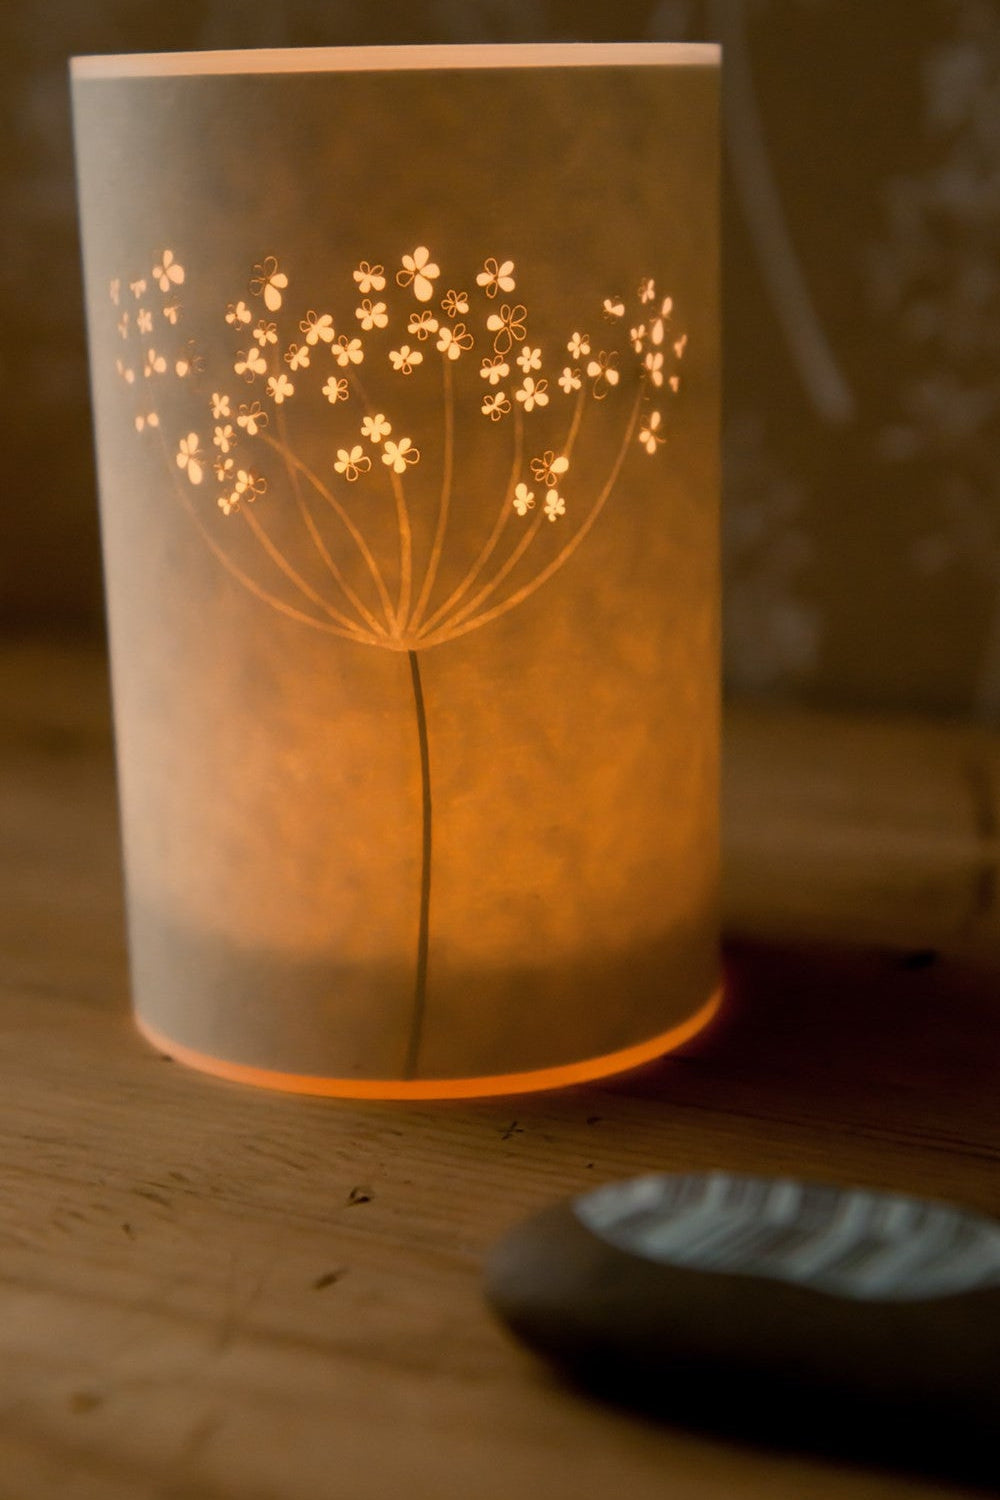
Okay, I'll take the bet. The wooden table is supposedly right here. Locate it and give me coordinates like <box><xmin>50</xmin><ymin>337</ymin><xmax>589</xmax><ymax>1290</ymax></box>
<box><xmin>1</xmin><ymin>639</ymin><xmax>997</xmax><ymax>1500</ymax></box>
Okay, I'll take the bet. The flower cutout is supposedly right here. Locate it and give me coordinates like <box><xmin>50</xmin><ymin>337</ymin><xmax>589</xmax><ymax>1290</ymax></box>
<box><xmin>129</xmin><ymin>278</ymin><xmax>147</xmax><ymax>299</ymax></box>
<box><xmin>301</xmin><ymin>310</ymin><xmax>335</xmax><ymax>346</ymax></box>
<box><xmin>117</xmin><ymin>312</ymin><xmax>129</xmax><ymax>338</ymax></box>
<box><xmin>249</xmin><ymin>256</ymin><xmax>288</xmax><ymax>312</ymax></box>
<box><xmin>361</xmin><ymin>413</ymin><xmax>392</xmax><ymax>444</ymax></box>
<box><xmin>253</xmin><ymin>320</ymin><xmax>278</xmax><ymax>348</ymax></box>
<box><xmin>163</xmin><ymin>300</ymin><xmax>181</xmax><ymax>325</ymax></box>
<box><xmin>213</xmin><ymin>423</ymin><xmax>236</xmax><ymax>453</ymax></box>
<box><xmin>115</xmin><ymin>360</ymin><xmax>135</xmax><ymax>384</ymax></box>
<box><xmin>603</xmin><ymin>296</ymin><xmax>625</xmax><ymax>320</ymax></box>
<box><xmin>153</xmin><ymin>250</ymin><xmax>184</xmax><ymax>292</ymax></box>
<box><xmin>643</xmin><ymin>350</ymin><xmax>664</xmax><ymax>388</ymax></box>
<box><xmin>321</xmin><ymin>376</ymin><xmax>350</xmax><ymax>404</ymax></box>
<box><xmin>487</xmin><ymin>303</ymin><xmax>527</xmax><ymax>356</ymax></box>
<box><xmin>441</xmin><ymin>289</ymin><xmax>469</xmax><ymax>319</ymax></box>
<box><xmin>236</xmin><ymin>401</ymin><xmax>268</xmax><ymax>436</ymax></box>
<box><xmin>516</xmin><ymin>345</ymin><xmax>542</xmax><ymax>375</ymax></box>
<box><xmin>639</xmin><ymin>276</ymin><xmax>656</xmax><ymax>304</ymax></box>
<box><xmin>669</xmin><ymin>374</ymin><xmax>681</xmax><ymax>393</ymax></box>
<box><xmin>530</xmin><ymin>451</ymin><xmax>569</xmax><ymax>488</ymax></box>
<box><xmin>543</xmin><ymin>490</ymin><xmax>566</xmax><ymax>522</ymax></box>
<box><xmin>639</xmin><ymin>410</ymin><xmax>665</xmax><ymax>454</ymax></box>
<box><xmin>213</xmin><ymin>454</ymin><xmax>234</xmax><ymax>484</ymax></box>
<box><xmin>133</xmin><ymin>411</ymin><xmax>159</xmax><ymax>432</ymax></box>
<box><xmin>136</xmin><ymin>308</ymin><xmax>153</xmax><ymax>336</ymax></box>
<box><xmin>397</xmin><ymin>246</ymin><xmax>440</xmax><ymax>303</ymax></box>
<box><xmin>266</xmin><ymin>372</ymin><xmax>295</xmax><ymax>404</ymax></box>
<box><xmin>109</xmin><ymin>279</ymin><xmax>121</xmax><ymax>306</ymax></box>
<box><xmin>356</xmin><ymin>299</ymin><xmax>389</xmax><ymax>331</ymax></box>
<box><xmin>512</xmin><ymin>483</ymin><xmax>535</xmax><ymax>517</ymax></box>
<box><xmin>650</xmin><ymin>298</ymin><xmax>673</xmax><ymax>346</ymax></box>
<box><xmin>558</xmin><ymin>366</ymin><xmax>581</xmax><ymax>395</ymax></box>
<box><xmin>143</xmin><ymin>347</ymin><xmax>166</xmax><ymax>377</ymax></box>
<box><xmin>382</xmin><ymin>437</ymin><xmax>420</xmax><ymax>473</ymax></box>
<box><xmin>234</xmin><ymin>346</ymin><xmax>267</xmax><ymax>382</ymax></box>
<box><xmin>674</xmin><ymin>333</ymin><xmax>688</xmax><ymax>359</ymax></box>
<box><xmin>567</xmin><ymin>332</ymin><xmax>590</xmax><ymax>360</ymax></box>
<box><xmin>389</xmin><ymin>345</ymin><xmax>423</xmax><ymax>374</ymax></box>
<box><xmin>481</xmin><ymin>391</ymin><xmax>511</xmax><ymax>422</ymax></box>
<box><xmin>333</xmin><ymin>335</ymin><xmax>364</xmax><ymax>367</ymax></box>
<box><xmin>515</xmin><ymin>376</ymin><xmax>549</xmax><ymax>413</ymax></box>
<box><xmin>285</xmin><ymin>343</ymin><xmax>311</xmax><ymax>372</ymax></box>
<box><xmin>476</xmin><ymin>258</ymin><xmax>516</xmax><ymax>299</ymax></box>
<box><xmin>479</xmin><ymin>355</ymin><xmax>510</xmax><ymax>386</ymax></box>
<box><xmin>225</xmin><ymin>301</ymin><xmax>252</xmax><ymax>327</ymax></box>
<box><xmin>234</xmin><ymin>468</ymin><xmax>267</xmax><ymax>502</ymax></box>
<box><xmin>354</xmin><ymin>261</ymin><xmax>386</xmax><ymax>294</ymax></box>
<box><xmin>407</xmin><ymin>309</ymin><xmax>439</xmax><ymax>341</ymax></box>
<box><xmin>176</xmin><ymin>433</ymin><xmax>204</xmax><ymax>485</ymax></box>
<box><xmin>217</xmin><ymin>491</ymin><xmax>239</xmax><ymax>518</ymax></box>
<box><xmin>436</xmin><ymin>323</ymin><xmax>474</xmax><ymax>361</ymax></box>
<box><xmin>334</xmin><ymin>445</ymin><xmax>372</xmax><ymax>482</ymax></box>
<box><xmin>587</xmin><ymin>350</ymin><xmax>620</xmax><ymax>399</ymax></box>
<box><xmin>629</xmin><ymin>324</ymin><xmax>646</xmax><ymax>353</ymax></box>
<box><xmin>210</xmin><ymin>392</ymin><xmax>231</xmax><ymax>419</ymax></box>
<box><xmin>174</xmin><ymin>343</ymin><xmax>203</xmax><ymax>380</ymax></box>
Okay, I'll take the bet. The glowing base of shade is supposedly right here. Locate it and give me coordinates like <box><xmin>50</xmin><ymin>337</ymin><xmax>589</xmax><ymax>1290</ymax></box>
<box><xmin>134</xmin><ymin>986</ymin><xmax>723</xmax><ymax>1100</ymax></box>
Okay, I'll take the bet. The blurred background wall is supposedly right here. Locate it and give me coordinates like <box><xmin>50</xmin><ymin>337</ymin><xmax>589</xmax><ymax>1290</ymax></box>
<box><xmin>4</xmin><ymin>0</ymin><xmax>999</xmax><ymax>719</ymax></box>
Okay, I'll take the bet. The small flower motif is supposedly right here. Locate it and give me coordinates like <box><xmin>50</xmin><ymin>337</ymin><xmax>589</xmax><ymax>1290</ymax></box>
<box><xmin>213</xmin><ymin>454</ymin><xmax>235</xmax><ymax>484</ymax></box>
<box><xmin>225</xmin><ymin>301</ymin><xmax>252</xmax><ymax>328</ymax></box>
<box><xmin>639</xmin><ymin>276</ymin><xmax>656</xmax><ymax>304</ymax></box>
<box><xmin>389</xmin><ymin>344</ymin><xmax>423</xmax><ymax>374</ymax></box>
<box><xmin>396</xmin><ymin>246</ymin><xmax>440</xmax><ymax>303</ymax></box>
<box><xmin>487</xmin><ymin>303</ymin><xmax>527</xmax><ymax>356</ymax></box>
<box><xmin>650</xmin><ymin>297</ymin><xmax>673</xmax><ymax>346</ymax></box>
<box><xmin>117</xmin><ymin>313</ymin><xmax>129</xmax><ymax>338</ymax></box>
<box><xmin>217</xmin><ymin>491</ymin><xmax>239</xmax><ymax>518</ymax></box>
<box><xmin>639</xmin><ymin>410</ymin><xmax>665</xmax><ymax>454</ymax></box>
<box><xmin>643</xmin><ymin>350</ymin><xmax>664</xmax><ymax>387</ymax></box>
<box><xmin>587</xmin><ymin>350</ymin><xmax>620</xmax><ymax>398</ymax></box>
<box><xmin>163</xmin><ymin>300</ymin><xmax>181</xmax><ymax>325</ymax></box>
<box><xmin>253</xmin><ymin>320</ymin><xmax>278</xmax><ymax>347</ymax></box>
<box><xmin>136</xmin><ymin>308</ymin><xmax>153</xmax><ymax>336</ymax></box>
<box><xmin>476</xmin><ymin>257</ymin><xmax>516</xmax><ymax>299</ymax></box>
<box><xmin>515</xmin><ymin>376</ymin><xmax>549</xmax><ymax>413</ymax></box>
<box><xmin>530</xmin><ymin>450</ymin><xmax>569</xmax><ymax>488</ymax></box>
<box><xmin>512</xmin><ymin>483</ymin><xmax>535</xmax><ymax>516</ymax></box>
<box><xmin>436</xmin><ymin>323</ymin><xmax>474</xmax><ymax>361</ymax></box>
<box><xmin>301</xmin><ymin>310</ymin><xmax>335</xmax><ymax>345</ymax></box>
<box><xmin>668</xmin><ymin>374</ymin><xmax>681</xmax><ymax>393</ymax></box>
<box><xmin>249</xmin><ymin>255</ymin><xmax>288</xmax><ymax>312</ymax></box>
<box><xmin>234</xmin><ymin>468</ymin><xmax>267</xmax><ymax>501</ymax></box>
<box><xmin>129</xmin><ymin>278</ymin><xmax>147</xmax><ymax>299</ymax></box>
<box><xmin>441</xmin><ymin>289</ymin><xmax>469</xmax><ymax>319</ymax></box>
<box><xmin>516</xmin><ymin>345</ymin><xmax>541</xmax><ymax>375</ymax></box>
<box><xmin>236</xmin><ymin>401</ymin><xmax>268</xmax><ymax>436</ymax></box>
<box><xmin>235</xmin><ymin>346</ymin><xmax>267</xmax><ymax>382</ymax></box>
<box><xmin>133</xmin><ymin>411</ymin><xmax>159</xmax><ymax>432</ymax></box>
<box><xmin>407</xmin><ymin>309</ymin><xmax>439</xmax><ymax>341</ymax></box>
<box><xmin>674</xmin><ymin>333</ymin><xmax>688</xmax><ymax>359</ymax></box>
<box><xmin>479</xmin><ymin>355</ymin><xmax>510</xmax><ymax>386</ymax></box>
<box><xmin>153</xmin><ymin>250</ymin><xmax>184</xmax><ymax>292</ymax></box>
<box><xmin>382</xmin><ymin>437</ymin><xmax>420</xmax><ymax>473</ymax></box>
<box><xmin>176</xmin><ymin>433</ymin><xmax>204</xmax><ymax>485</ymax></box>
<box><xmin>361</xmin><ymin>413</ymin><xmax>392</xmax><ymax>444</ymax></box>
<box><xmin>355</xmin><ymin>299</ymin><xmax>389</xmax><ymax>331</ymax></box>
<box><xmin>333</xmin><ymin>335</ymin><xmax>364</xmax><ymax>367</ymax></box>
<box><xmin>543</xmin><ymin>490</ymin><xmax>566</xmax><ymax>522</ymax></box>
<box><xmin>353</xmin><ymin>261</ymin><xmax>386</xmax><ymax>295</ymax></box>
<box><xmin>115</xmin><ymin>358</ymin><xmax>135</xmax><ymax>385</ymax></box>
<box><xmin>481</xmin><ymin>391</ymin><xmax>511</xmax><ymax>421</ymax></box>
<box><xmin>557</xmin><ymin>365</ymin><xmax>581</xmax><ymax>395</ymax></box>
<box><xmin>603</xmin><ymin>296</ymin><xmax>625</xmax><ymax>320</ymax></box>
<box><xmin>174</xmin><ymin>342</ymin><xmax>203</xmax><ymax>380</ymax></box>
<box><xmin>321</xmin><ymin>376</ymin><xmax>350</xmax><ymax>404</ymax></box>
<box><xmin>109</xmin><ymin>279</ymin><xmax>121</xmax><ymax>305</ymax></box>
<box><xmin>285</xmin><ymin>343</ymin><xmax>311</xmax><ymax>371</ymax></box>
<box><xmin>629</xmin><ymin>324</ymin><xmax>646</xmax><ymax>353</ymax></box>
<box><xmin>567</xmin><ymin>332</ymin><xmax>590</xmax><ymax>360</ymax></box>
<box><xmin>213</xmin><ymin>423</ymin><xmax>236</xmax><ymax>453</ymax></box>
<box><xmin>211</xmin><ymin>392</ymin><xmax>231</xmax><ymax>419</ymax></box>
<box><xmin>266</xmin><ymin>372</ymin><xmax>295</xmax><ymax>404</ymax></box>
<box><xmin>333</xmin><ymin>445</ymin><xmax>372</xmax><ymax>482</ymax></box>
<box><xmin>143</xmin><ymin>347</ymin><xmax>166</xmax><ymax>377</ymax></box>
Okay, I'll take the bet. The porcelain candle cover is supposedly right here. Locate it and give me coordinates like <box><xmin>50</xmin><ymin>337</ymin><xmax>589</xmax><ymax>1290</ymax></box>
<box><xmin>71</xmin><ymin>44</ymin><xmax>721</xmax><ymax>1098</ymax></box>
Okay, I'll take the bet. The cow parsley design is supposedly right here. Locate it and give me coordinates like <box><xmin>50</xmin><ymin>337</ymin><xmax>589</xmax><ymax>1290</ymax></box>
<box><xmin>110</xmin><ymin>245</ymin><xmax>688</xmax><ymax>1079</ymax></box>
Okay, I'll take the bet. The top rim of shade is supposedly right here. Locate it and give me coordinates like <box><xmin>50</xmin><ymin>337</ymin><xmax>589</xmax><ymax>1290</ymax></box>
<box><xmin>70</xmin><ymin>42</ymin><xmax>720</xmax><ymax>79</ymax></box>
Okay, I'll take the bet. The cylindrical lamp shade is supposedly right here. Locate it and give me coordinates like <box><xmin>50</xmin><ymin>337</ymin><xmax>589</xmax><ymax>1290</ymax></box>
<box><xmin>71</xmin><ymin>44</ymin><xmax>721</xmax><ymax>1098</ymax></box>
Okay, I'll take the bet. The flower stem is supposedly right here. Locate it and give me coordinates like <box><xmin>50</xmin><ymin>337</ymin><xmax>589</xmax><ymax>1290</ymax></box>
<box><xmin>404</xmin><ymin>648</ymin><xmax>432</xmax><ymax>1078</ymax></box>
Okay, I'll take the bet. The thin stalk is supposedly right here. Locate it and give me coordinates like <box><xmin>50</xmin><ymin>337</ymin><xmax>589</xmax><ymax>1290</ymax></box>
<box><xmin>403</xmin><ymin>648</ymin><xmax>433</xmax><ymax>1079</ymax></box>
<box><xmin>407</xmin><ymin>358</ymin><xmax>455</xmax><ymax>633</ymax></box>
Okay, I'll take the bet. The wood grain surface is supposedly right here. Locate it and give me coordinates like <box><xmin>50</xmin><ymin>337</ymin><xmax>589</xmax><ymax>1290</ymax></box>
<box><xmin>1</xmin><ymin>639</ymin><xmax>997</xmax><ymax>1500</ymax></box>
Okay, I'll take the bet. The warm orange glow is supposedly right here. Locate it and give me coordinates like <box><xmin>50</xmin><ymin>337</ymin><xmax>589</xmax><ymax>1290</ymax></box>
<box><xmin>135</xmin><ymin>985</ymin><xmax>723</xmax><ymax>1099</ymax></box>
